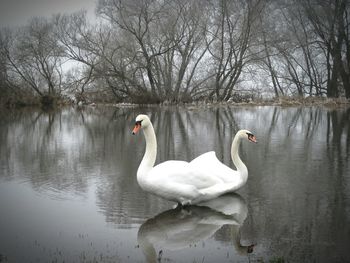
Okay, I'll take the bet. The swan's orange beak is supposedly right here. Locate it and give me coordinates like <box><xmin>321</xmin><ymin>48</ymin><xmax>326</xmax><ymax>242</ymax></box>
<box><xmin>248</xmin><ymin>135</ymin><xmax>257</xmax><ymax>143</ymax></box>
<box><xmin>132</xmin><ymin>123</ymin><xmax>141</xmax><ymax>135</ymax></box>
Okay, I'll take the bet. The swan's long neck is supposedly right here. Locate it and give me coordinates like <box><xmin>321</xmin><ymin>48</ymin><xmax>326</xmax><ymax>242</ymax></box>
<box><xmin>231</xmin><ymin>134</ymin><xmax>248</xmax><ymax>181</ymax></box>
<box><xmin>137</xmin><ymin>124</ymin><xmax>157</xmax><ymax>181</ymax></box>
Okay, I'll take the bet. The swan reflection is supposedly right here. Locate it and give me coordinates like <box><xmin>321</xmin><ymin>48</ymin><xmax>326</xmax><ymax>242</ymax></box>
<box><xmin>137</xmin><ymin>193</ymin><xmax>254</xmax><ymax>262</ymax></box>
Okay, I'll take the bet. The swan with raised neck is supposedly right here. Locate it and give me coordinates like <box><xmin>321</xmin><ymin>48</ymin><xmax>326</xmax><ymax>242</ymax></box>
<box><xmin>132</xmin><ymin>114</ymin><xmax>157</xmax><ymax>186</ymax></box>
<box><xmin>230</xmin><ymin>129</ymin><xmax>257</xmax><ymax>189</ymax></box>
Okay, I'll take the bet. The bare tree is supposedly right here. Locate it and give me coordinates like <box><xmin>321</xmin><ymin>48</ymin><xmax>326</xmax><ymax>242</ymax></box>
<box><xmin>206</xmin><ymin>0</ymin><xmax>264</xmax><ymax>101</ymax></box>
<box><xmin>97</xmin><ymin>0</ymin><xmax>172</xmax><ymax>100</ymax></box>
<box><xmin>0</xmin><ymin>29</ymin><xmax>13</xmax><ymax>101</ymax></box>
<box><xmin>152</xmin><ymin>0</ymin><xmax>210</xmax><ymax>101</ymax></box>
<box><xmin>96</xmin><ymin>0</ymin><xmax>213</xmax><ymax>102</ymax></box>
<box><xmin>301</xmin><ymin>0</ymin><xmax>350</xmax><ymax>98</ymax></box>
<box><xmin>255</xmin><ymin>0</ymin><xmax>332</xmax><ymax>98</ymax></box>
<box><xmin>1</xmin><ymin>17</ymin><xmax>66</xmax><ymax>105</ymax></box>
<box><xmin>54</xmin><ymin>12</ymin><xmax>101</xmax><ymax>102</ymax></box>
<box><xmin>257</xmin><ymin>2</ymin><xmax>285</xmax><ymax>97</ymax></box>
<box><xmin>54</xmin><ymin>11</ymin><xmax>142</xmax><ymax>102</ymax></box>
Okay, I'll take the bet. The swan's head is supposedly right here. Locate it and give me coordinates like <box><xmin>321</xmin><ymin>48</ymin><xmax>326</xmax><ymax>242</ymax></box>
<box><xmin>132</xmin><ymin>114</ymin><xmax>151</xmax><ymax>134</ymax></box>
<box><xmin>237</xmin><ymin>129</ymin><xmax>257</xmax><ymax>143</ymax></box>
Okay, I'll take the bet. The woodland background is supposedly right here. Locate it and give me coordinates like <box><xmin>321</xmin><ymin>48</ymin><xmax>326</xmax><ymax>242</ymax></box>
<box><xmin>0</xmin><ymin>0</ymin><xmax>349</xmax><ymax>107</ymax></box>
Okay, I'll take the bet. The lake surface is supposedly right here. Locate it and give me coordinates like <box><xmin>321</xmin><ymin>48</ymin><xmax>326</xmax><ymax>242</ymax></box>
<box><xmin>0</xmin><ymin>105</ymin><xmax>349</xmax><ymax>263</ymax></box>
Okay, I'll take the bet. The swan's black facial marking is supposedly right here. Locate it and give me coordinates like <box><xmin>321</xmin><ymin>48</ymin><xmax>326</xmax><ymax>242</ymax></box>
<box><xmin>246</xmin><ymin>132</ymin><xmax>253</xmax><ymax>137</ymax></box>
<box><xmin>246</xmin><ymin>132</ymin><xmax>257</xmax><ymax>143</ymax></box>
<box><xmin>135</xmin><ymin>120</ymin><xmax>142</xmax><ymax>126</ymax></box>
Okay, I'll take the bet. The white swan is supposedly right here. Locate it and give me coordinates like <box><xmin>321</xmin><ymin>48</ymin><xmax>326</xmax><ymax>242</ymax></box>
<box><xmin>132</xmin><ymin>114</ymin><xmax>257</xmax><ymax>205</ymax></box>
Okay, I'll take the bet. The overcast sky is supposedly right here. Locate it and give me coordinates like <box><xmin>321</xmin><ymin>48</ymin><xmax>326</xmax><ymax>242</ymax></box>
<box><xmin>0</xmin><ymin>0</ymin><xmax>97</xmax><ymax>27</ymax></box>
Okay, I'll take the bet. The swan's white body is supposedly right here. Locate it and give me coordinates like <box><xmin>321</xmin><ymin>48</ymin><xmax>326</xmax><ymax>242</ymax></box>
<box><xmin>133</xmin><ymin>114</ymin><xmax>256</xmax><ymax>205</ymax></box>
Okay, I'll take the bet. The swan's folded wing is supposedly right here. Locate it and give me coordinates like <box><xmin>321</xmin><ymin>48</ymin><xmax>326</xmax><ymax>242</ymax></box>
<box><xmin>145</xmin><ymin>153</ymin><xmax>240</xmax><ymax>203</ymax></box>
<box><xmin>150</xmin><ymin>160</ymin><xmax>221</xmax><ymax>188</ymax></box>
<box><xmin>144</xmin><ymin>160</ymin><xmax>221</xmax><ymax>202</ymax></box>
<box><xmin>190</xmin><ymin>151</ymin><xmax>239</xmax><ymax>183</ymax></box>
<box><xmin>190</xmin><ymin>151</ymin><xmax>220</xmax><ymax>166</ymax></box>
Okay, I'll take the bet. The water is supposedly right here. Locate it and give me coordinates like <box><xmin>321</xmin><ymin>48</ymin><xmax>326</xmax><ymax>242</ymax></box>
<box><xmin>0</xmin><ymin>105</ymin><xmax>349</xmax><ymax>263</ymax></box>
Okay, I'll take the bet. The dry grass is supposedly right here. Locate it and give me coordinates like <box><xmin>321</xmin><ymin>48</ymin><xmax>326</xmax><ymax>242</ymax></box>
<box><xmin>1</xmin><ymin>92</ymin><xmax>349</xmax><ymax>109</ymax></box>
<box><xmin>267</xmin><ymin>96</ymin><xmax>350</xmax><ymax>108</ymax></box>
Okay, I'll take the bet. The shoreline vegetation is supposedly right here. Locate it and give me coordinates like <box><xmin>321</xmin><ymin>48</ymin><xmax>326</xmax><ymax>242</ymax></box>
<box><xmin>1</xmin><ymin>94</ymin><xmax>349</xmax><ymax>110</ymax></box>
<box><xmin>93</xmin><ymin>97</ymin><xmax>350</xmax><ymax>109</ymax></box>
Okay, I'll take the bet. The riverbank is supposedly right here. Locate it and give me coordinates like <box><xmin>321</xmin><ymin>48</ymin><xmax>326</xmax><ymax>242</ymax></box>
<box><xmin>102</xmin><ymin>96</ymin><xmax>350</xmax><ymax>109</ymax></box>
<box><xmin>1</xmin><ymin>96</ymin><xmax>349</xmax><ymax>110</ymax></box>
